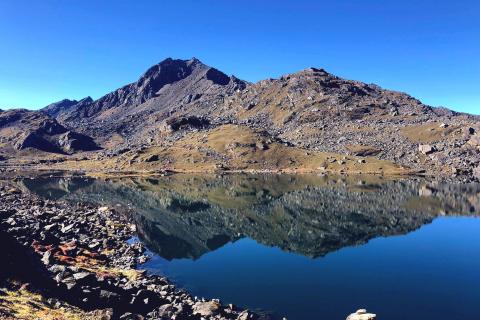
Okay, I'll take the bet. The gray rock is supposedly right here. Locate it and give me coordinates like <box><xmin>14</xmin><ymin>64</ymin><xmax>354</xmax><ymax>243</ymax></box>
<box><xmin>192</xmin><ymin>300</ymin><xmax>221</xmax><ymax>316</ymax></box>
<box><xmin>419</xmin><ymin>144</ymin><xmax>436</xmax><ymax>155</ymax></box>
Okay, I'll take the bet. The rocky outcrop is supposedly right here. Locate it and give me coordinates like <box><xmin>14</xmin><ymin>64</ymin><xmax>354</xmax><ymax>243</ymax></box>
<box><xmin>165</xmin><ymin>116</ymin><xmax>210</xmax><ymax>132</ymax></box>
<box><xmin>52</xmin><ymin>58</ymin><xmax>247</xmax><ymax>143</ymax></box>
<box><xmin>14</xmin><ymin>131</ymin><xmax>63</xmax><ymax>153</ymax></box>
<box><xmin>57</xmin><ymin>131</ymin><xmax>99</xmax><ymax>153</ymax></box>
<box><xmin>42</xmin><ymin>99</ymin><xmax>80</xmax><ymax>118</ymax></box>
<box><xmin>0</xmin><ymin>109</ymin><xmax>99</xmax><ymax>154</ymax></box>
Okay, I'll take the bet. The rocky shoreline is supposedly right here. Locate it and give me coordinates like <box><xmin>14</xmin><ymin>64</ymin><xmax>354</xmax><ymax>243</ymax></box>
<box><xmin>0</xmin><ymin>184</ymin><xmax>268</xmax><ymax>320</ymax></box>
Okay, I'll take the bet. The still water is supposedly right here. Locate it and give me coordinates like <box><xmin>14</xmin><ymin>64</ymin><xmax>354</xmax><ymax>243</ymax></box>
<box><xmin>18</xmin><ymin>174</ymin><xmax>480</xmax><ymax>319</ymax></box>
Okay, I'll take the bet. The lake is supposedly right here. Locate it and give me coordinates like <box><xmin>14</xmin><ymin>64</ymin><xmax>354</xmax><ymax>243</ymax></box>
<box><xmin>17</xmin><ymin>174</ymin><xmax>480</xmax><ymax>319</ymax></box>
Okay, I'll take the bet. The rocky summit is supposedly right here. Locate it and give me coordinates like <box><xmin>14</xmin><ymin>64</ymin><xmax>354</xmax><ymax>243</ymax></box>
<box><xmin>0</xmin><ymin>57</ymin><xmax>478</xmax><ymax>180</ymax></box>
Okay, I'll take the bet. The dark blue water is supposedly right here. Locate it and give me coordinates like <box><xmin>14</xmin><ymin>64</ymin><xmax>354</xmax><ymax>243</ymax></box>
<box><xmin>143</xmin><ymin>217</ymin><xmax>480</xmax><ymax>320</ymax></box>
<box><xmin>18</xmin><ymin>174</ymin><xmax>480</xmax><ymax>319</ymax></box>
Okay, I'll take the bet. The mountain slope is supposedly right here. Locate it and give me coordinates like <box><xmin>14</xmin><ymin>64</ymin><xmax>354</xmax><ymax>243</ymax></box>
<box><xmin>217</xmin><ymin>67</ymin><xmax>480</xmax><ymax>177</ymax></box>
<box><xmin>50</xmin><ymin>58</ymin><xmax>247</xmax><ymax>146</ymax></box>
<box><xmin>2</xmin><ymin>57</ymin><xmax>478</xmax><ymax>180</ymax></box>
<box><xmin>0</xmin><ymin>109</ymin><xmax>99</xmax><ymax>156</ymax></box>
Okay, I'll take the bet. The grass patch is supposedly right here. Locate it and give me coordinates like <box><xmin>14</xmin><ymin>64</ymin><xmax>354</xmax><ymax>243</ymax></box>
<box><xmin>0</xmin><ymin>287</ymin><xmax>86</xmax><ymax>320</ymax></box>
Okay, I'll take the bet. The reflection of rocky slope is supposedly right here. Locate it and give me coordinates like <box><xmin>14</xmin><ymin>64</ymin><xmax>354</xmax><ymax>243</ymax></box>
<box><xmin>17</xmin><ymin>175</ymin><xmax>480</xmax><ymax>260</ymax></box>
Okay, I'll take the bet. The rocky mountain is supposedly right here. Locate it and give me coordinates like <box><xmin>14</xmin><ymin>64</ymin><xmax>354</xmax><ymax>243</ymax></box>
<box><xmin>42</xmin><ymin>99</ymin><xmax>79</xmax><ymax>118</ymax></box>
<box><xmin>0</xmin><ymin>109</ymin><xmax>99</xmax><ymax>155</ymax></box>
<box><xmin>219</xmin><ymin>67</ymin><xmax>480</xmax><ymax>178</ymax></box>
<box><xmin>49</xmin><ymin>58</ymin><xmax>247</xmax><ymax>145</ymax></box>
<box><xmin>42</xmin><ymin>97</ymin><xmax>93</xmax><ymax>118</ymax></box>
<box><xmin>1</xmin><ymin>57</ymin><xmax>479</xmax><ymax>180</ymax></box>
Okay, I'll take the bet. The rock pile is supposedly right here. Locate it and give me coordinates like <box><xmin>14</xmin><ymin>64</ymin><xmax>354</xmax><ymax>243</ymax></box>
<box><xmin>0</xmin><ymin>185</ymin><xmax>265</xmax><ymax>319</ymax></box>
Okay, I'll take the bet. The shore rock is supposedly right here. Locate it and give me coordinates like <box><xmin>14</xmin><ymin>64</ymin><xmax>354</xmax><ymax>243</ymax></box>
<box><xmin>346</xmin><ymin>309</ymin><xmax>376</xmax><ymax>320</ymax></box>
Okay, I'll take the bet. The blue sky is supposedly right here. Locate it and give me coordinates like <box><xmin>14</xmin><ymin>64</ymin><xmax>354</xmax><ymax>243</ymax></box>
<box><xmin>0</xmin><ymin>0</ymin><xmax>478</xmax><ymax>114</ymax></box>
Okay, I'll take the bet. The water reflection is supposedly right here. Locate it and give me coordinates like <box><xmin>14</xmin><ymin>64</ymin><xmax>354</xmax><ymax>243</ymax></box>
<box><xmin>14</xmin><ymin>174</ymin><xmax>480</xmax><ymax>319</ymax></box>
<box><xmin>17</xmin><ymin>174</ymin><xmax>480</xmax><ymax>260</ymax></box>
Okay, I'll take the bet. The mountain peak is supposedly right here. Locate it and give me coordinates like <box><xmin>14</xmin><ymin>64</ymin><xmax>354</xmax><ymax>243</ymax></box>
<box><xmin>42</xmin><ymin>98</ymin><xmax>79</xmax><ymax>117</ymax></box>
<box><xmin>53</xmin><ymin>57</ymin><xmax>247</xmax><ymax>123</ymax></box>
<box><xmin>188</xmin><ymin>56</ymin><xmax>201</xmax><ymax>63</ymax></box>
<box><xmin>79</xmin><ymin>96</ymin><xmax>93</xmax><ymax>103</ymax></box>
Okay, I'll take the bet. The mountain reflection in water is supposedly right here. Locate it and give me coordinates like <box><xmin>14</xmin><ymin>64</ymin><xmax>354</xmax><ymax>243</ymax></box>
<box><xmin>20</xmin><ymin>174</ymin><xmax>479</xmax><ymax>260</ymax></box>
<box><xmin>17</xmin><ymin>174</ymin><xmax>480</xmax><ymax>320</ymax></box>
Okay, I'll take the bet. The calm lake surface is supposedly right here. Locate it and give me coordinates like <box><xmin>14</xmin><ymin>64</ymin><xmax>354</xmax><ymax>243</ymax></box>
<box><xmin>18</xmin><ymin>174</ymin><xmax>480</xmax><ymax>320</ymax></box>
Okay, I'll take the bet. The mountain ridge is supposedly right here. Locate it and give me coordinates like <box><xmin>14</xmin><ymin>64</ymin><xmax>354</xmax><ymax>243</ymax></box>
<box><xmin>0</xmin><ymin>57</ymin><xmax>478</xmax><ymax>180</ymax></box>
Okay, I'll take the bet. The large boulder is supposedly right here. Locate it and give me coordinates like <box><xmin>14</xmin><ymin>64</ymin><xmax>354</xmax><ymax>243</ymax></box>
<box><xmin>57</xmin><ymin>131</ymin><xmax>99</xmax><ymax>154</ymax></box>
<box><xmin>37</xmin><ymin>119</ymin><xmax>67</xmax><ymax>135</ymax></box>
<box><xmin>192</xmin><ymin>300</ymin><xmax>221</xmax><ymax>317</ymax></box>
<box><xmin>165</xmin><ymin>116</ymin><xmax>210</xmax><ymax>132</ymax></box>
<box><xmin>14</xmin><ymin>131</ymin><xmax>63</xmax><ymax>153</ymax></box>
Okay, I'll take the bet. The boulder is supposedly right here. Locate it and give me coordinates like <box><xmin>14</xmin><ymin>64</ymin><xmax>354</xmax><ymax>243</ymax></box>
<box><xmin>165</xmin><ymin>116</ymin><xmax>210</xmax><ymax>132</ymax></box>
<box><xmin>192</xmin><ymin>300</ymin><xmax>221</xmax><ymax>316</ymax></box>
<box><xmin>57</xmin><ymin>131</ymin><xmax>99</xmax><ymax>153</ymax></box>
<box><xmin>37</xmin><ymin>119</ymin><xmax>67</xmax><ymax>135</ymax></box>
<box><xmin>237</xmin><ymin>310</ymin><xmax>255</xmax><ymax>320</ymax></box>
<box><xmin>346</xmin><ymin>309</ymin><xmax>376</xmax><ymax>320</ymax></box>
<box><xmin>14</xmin><ymin>131</ymin><xmax>63</xmax><ymax>153</ymax></box>
<box><xmin>155</xmin><ymin>304</ymin><xmax>176</xmax><ymax>318</ymax></box>
<box><xmin>98</xmin><ymin>290</ymin><xmax>122</xmax><ymax>306</ymax></box>
<box><xmin>144</xmin><ymin>154</ymin><xmax>159</xmax><ymax>162</ymax></box>
<box><xmin>418</xmin><ymin>144</ymin><xmax>436</xmax><ymax>155</ymax></box>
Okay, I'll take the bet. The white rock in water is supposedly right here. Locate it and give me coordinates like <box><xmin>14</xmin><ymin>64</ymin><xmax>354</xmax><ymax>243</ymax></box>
<box><xmin>346</xmin><ymin>309</ymin><xmax>376</xmax><ymax>320</ymax></box>
<box><xmin>98</xmin><ymin>206</ymin><xmax>109</xmax><ymax>212</ymax></box>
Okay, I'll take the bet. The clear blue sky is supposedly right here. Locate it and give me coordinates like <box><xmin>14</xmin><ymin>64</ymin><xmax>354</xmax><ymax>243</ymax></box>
<box><xmin>0</xmin><ymin>0</ymin><xmax>479</xmax><ymax>114</ymax></box>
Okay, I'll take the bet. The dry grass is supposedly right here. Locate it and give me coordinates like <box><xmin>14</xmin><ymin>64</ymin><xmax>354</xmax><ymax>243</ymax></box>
<box><xmin>401</xmin><ymin>122</ymin><xmax>462</xmax><ymax>143</ymax></box>
<box><xmin>0</xmin><ymin>287</ymin><xmax>88</xmax><ymax>320</ymax></box>
<box><xmin>18</xmin><ymin>124</ymin><xmax>415</xmax><ymax>177</ymax></box>
<box><xmin>128</xmin><ymin>124</ymin><xmax>410</xmax><ymax>175</ymax></box>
